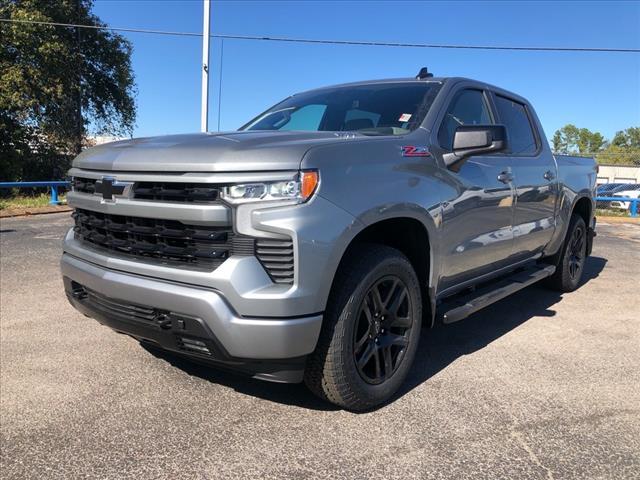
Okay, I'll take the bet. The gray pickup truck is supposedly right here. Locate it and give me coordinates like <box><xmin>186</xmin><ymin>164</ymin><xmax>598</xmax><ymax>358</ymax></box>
<box><xmin>62</xmin><ymin>69</ymin><xmax>597</xmax><ymax>410</ymax></box>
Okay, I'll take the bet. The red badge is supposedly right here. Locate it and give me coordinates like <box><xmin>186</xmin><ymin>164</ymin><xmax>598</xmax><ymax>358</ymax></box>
<box><xmin>401</xmin><ymin>146</ymin><xmax>430</xmax><ymax>157</ymax></box>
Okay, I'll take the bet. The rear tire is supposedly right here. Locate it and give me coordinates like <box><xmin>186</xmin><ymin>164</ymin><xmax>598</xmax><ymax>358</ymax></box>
<box><xmin>304</xmin><ymin>245</ymin><xmax>422</xmax><ymax>411</ymax></box>
<box><xmin>545</xmin><ymin>214</ymin><xmax>587</xmax><ymax>292</ymax></box>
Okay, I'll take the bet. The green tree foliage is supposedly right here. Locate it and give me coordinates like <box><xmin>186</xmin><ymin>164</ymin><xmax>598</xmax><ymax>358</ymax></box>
<box><xmin>552</xmin><ymin>125</ymin><xmax>639</xmax><ymax>166</ymax></box>
<box><xmin>551</xmin><ymin>124</ymin><xmax>607</xmax><ymax>155</ymax></box>
<box><xmin>598</xmin><ymin>128</ymin><xmax>640</xmax><ymax>166</ymax></box>
<box><xmin>0</xmin><ymin>0</ymin><xmax>136</xmax><ymax>181</ymax></box>
<box><xmin>611</xmin><ymin>127</ymin><xmax>640</xmax><ymax>149</ymax></box>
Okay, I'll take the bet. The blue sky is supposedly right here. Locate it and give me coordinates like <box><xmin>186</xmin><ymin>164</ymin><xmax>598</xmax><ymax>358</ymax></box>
<box><xmin>92</xmin><ymin>0</ymin><xmax>640</xmax><ymax>141</ymax></box>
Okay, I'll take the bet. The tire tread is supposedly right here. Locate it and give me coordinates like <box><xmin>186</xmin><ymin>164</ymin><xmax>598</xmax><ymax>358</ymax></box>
<box><xmin>304</xmin><ymin>244</ymin><xmax>420</xmax><ymax>411</ymax></box>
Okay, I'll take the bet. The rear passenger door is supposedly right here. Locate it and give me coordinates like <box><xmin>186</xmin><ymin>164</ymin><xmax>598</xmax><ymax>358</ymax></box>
<box><xmin>491</xmin><ymin>93</ymin><xmax>558</xmax><ymax>259</ymax></box>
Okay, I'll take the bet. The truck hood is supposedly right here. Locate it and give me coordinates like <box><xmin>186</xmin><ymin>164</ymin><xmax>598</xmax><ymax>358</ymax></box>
<box><xmin>73</xmin><ymin>131</ymin><xmax>363</xmax><ymax>172</ymax></box>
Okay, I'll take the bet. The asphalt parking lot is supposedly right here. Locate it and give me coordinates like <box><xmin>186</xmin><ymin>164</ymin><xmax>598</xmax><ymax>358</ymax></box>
<box><xmin>1</xmin><ymin>212</ymin><xmax>638</xmax><ymax>479</ymax></box>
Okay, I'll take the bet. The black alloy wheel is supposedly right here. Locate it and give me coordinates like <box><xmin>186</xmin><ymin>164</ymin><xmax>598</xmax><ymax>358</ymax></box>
<box><xmin>304</xmin><ymin>244</ymin><xmax>423</xmax><ymax>411</ymax></box>
<box><xmin>568</xmin><ymin>222</ymin><xmax>586</xmax><ymax>281</ymax></box>
<box><xmin>545</xmin><ymin>213</ymin><xmax>588</xmax><ymax>292</ymax></box>
<box><xmin>353</xmin><ymin>276</ymin><xmax>413</xmax><ymax>384</ymax></box>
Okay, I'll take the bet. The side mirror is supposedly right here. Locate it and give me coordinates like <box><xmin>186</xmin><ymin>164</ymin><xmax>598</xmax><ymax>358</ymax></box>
<box><xmin>443</xmin><ymin>125</ymin><xmax>508</xmax><ymax>169</ymax></box>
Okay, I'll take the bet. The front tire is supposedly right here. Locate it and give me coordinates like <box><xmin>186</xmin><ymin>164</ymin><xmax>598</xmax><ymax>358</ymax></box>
<box><xmin>304</xmin><ymin>245</ymin><xmax>422</xmax><ymax>411</ymax></box>
<box><xmin>546</xmin><ymin>214</ymin><xmax>587</xmax><ymax>292</ymax></box>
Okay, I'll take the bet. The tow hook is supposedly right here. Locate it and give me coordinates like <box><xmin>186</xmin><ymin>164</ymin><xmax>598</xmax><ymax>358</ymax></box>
<box><xmin>71</xmin><ymin>287</ymin><xmax>88</xmax><ymax>300</ymax></box>
<box><xmin>155</xmin><ymin>313</ymin><xmax>172</xmax><ymax>330</ymax></box>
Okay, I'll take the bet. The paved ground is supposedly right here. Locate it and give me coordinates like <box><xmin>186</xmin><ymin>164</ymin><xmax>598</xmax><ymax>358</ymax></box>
<box><xmin>1</xmin><ymin>212</ymin><xmax>638</xmax><ymax>480</ymax></box>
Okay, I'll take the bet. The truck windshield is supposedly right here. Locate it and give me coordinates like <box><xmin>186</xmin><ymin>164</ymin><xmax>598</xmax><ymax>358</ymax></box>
<box><xmin>241</xmin><ymin>82</ymin><xmax>441</xmax><ymax>136</ymax></box>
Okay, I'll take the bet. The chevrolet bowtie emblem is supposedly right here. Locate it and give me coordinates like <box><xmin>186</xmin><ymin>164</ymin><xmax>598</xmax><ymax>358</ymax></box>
<box><xmin>94</xmin><ymin>177</ymin><xmax>132</xmax><ymax>202</ymax></box>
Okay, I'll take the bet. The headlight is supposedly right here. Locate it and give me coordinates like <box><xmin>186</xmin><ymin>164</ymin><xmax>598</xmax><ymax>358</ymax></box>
<box><xmin>220</xmin><ymin>170</ymin><xmax>319</xmax><ymax>205</ymax></box>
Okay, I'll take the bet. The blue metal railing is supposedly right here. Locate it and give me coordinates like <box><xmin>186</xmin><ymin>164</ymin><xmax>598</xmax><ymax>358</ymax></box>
<box><xmin>0</xmin><ymin>181</ymin><xmax>71</xmax><ymax>205</ymax></box>
<box><xmin>595</xmin><ymin>196</ymin><xmax>639</xmax><ymax>217</ymax></box>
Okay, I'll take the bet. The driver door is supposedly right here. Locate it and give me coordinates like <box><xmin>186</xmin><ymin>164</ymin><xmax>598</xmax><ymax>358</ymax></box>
<box><xmin>432</xmin><ymin>87</ymin><xmax>516</xmax><ymax>293</ymax></box>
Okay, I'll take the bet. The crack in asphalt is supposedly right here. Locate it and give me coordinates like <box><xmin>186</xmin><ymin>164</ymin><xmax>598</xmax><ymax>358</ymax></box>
<box><xmin>510</xmin><ymin>429</ymin><xmax>555</xmax><ymax>480</ymax></box>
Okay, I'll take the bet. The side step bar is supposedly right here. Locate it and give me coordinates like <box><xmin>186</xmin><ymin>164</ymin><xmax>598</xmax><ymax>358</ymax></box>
<box><xmin>440</xmin><ymin>265</ymin><xmax>556</xmax><ymax>324</ymax></box>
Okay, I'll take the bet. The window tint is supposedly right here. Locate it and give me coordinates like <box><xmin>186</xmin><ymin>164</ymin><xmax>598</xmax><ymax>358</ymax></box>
<box><xmin>278</xmin><ymin>104</ymin><xmax>326</xmax><ymax>131</ymax></box>
<box><xmin>438</xmin><ymin>89</ymin><xmax>492</xmax><ymax>150</ymax></box>
<box><xmin>242</xmin><ymin>83</ymin><xmax>441</xmax><ymax>136</ymax></box>
<box><xmin>494</xmin><ymin>95</ymin><xmax>537</xmax><ymax>155</ymax></box>
<box><xmin>343</xmin><ymin>109</ymin><xmax>381</xmax><ymax>130</ymax></box>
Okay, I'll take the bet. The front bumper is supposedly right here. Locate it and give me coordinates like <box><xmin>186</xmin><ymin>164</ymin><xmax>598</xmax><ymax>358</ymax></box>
<box><xmin>62</xmin><ymin>253</ymin><xmax>323</xmax><ymax>382</ymax></box>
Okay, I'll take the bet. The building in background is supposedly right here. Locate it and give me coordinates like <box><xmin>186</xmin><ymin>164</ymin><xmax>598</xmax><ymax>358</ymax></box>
<box><xmin>597</xmin><ymin>164</ymin><xmax>640</xmax><ymax>185</ymax></box>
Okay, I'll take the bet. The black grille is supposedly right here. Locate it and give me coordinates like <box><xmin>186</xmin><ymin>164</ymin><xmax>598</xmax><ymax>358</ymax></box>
<box><xmin>73</xmin><ymin>177</ymin><xmax>97</xmax><ymax>194</ymax></box>
<box><xmin>255</xmin><ymin>238</ymin><xmax>295</xmax><ymax>285</ymax></box>
<box><xmin>70</xmin><ymin>281</ymin><xmax>220</xmax><ymax>358</ymax></box>
<box><xmin>134</xmin><ymin>182</ymin><xmax>222</xmax><ymax>203</ymax></box>
<box><xmin>73</xmin><ymin>283</ymin><xmax>163</xmax><ymax>325</ymax></box>
<box><xmin>73</xmin><ymin>208</ymin><xmax>250</xmax><ymax>269</ymax></box>
<box><xmin>72</xmin><ymin>177</ymin><xmax>222</xmax><ymax>203</ymax></box>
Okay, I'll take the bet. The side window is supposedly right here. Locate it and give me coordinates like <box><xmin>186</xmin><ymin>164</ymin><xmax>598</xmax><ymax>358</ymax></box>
<box><xmin>438</xmin><ymin>89</ymin><xmax>492</xmax><ymax>150</ymax></box>
<box><xmin>494</xmin><ymin>95</ymin><xmax>537</xmax><ymax>155</ymax></box>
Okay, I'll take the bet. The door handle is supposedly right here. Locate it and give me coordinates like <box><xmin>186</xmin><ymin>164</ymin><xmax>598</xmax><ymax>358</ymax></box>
<box><xmin>497</xmin><ymin>171</ymin><xmax>513</xmax><ymax>184</ymax></box>
<box><xmin>543</xmin><ymin>170</ymin><xmax>556</xmax><ymax>181</ymax></box>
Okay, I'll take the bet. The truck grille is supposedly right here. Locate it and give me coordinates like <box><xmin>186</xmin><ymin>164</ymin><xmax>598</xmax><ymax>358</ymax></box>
<box><xmin>133</xmin><ymin>182</ymin><xmax>221</xmax><ymax>203</ymax></box>
<box><xmin>73</xmin><ymin>208</ymin><xmax>247</xmax><ymax>269</ymax></box>
<box><xmin>73</xmin><ymin>177</ymin><xmax>97</xmax><ymax>194</ymax></box>
<box><xmin>72</xmin><ymin>177</ymin><xmax>222</xmax><ymax>203</ymax></box>
<box><xmin>255</xmin><ymin>238</ymin><xmax>295</xmax><ymax>285</ymax></box>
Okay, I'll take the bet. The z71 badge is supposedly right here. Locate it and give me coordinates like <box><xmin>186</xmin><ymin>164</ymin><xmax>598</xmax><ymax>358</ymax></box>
<box><xmin>401</xmin><ymin>146</ymin><xmax>431</xmax><ymax>157</ymax></box>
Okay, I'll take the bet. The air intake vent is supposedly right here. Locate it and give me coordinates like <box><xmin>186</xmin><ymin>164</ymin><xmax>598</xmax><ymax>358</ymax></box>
<box><xmin>73</xmin><ymin>283</ymin><xmax>165</xmax><ymax>325</ymax></box>
<box><xmin>255</xmin><ymin>238</ymin><xmax>294</xmax><ymax>285</ymax></box>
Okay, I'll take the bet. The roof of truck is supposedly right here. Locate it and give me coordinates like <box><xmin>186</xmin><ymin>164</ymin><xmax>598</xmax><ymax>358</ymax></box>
<box><xmin>297</xmin><ymin>77</ymin><xmax>449</xmax><ymax>94</ymax></box>
<box><xmin>295</xmin><ymin>76</ymin><xmax>530</xmax><ymax>107</ymax></box>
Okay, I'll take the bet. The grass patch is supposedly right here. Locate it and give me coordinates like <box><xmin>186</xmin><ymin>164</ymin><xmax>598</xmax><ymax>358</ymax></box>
<box><xmin>0</xmin><ymin>193</ymin><xmax>67</xmax><ymax>210</ymax></box>
<box><xmin>595</xmin><ymin>208</ymin><xmax>633</xmax><ymax>218</ymax></box>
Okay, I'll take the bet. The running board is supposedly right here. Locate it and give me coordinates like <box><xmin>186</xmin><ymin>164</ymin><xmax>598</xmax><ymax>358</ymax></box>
<box><xmin>440</xmin><ymin>265</ymin><xmax>556</xmax><ymax>324</ymax></box>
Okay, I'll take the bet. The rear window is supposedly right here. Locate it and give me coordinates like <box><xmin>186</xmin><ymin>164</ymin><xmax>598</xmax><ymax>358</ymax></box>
<box><xmin>494</xmin><ymin>95</ymin><xmax>538</xmax><ymax>155</ymax></box>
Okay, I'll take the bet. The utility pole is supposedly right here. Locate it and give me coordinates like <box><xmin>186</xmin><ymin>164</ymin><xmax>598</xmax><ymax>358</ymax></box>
<box><xmin>75</xmin><ymin>0</ymin><xmax>83</xmax><ymax>154</ymax></box>
<box><xmin>201</xmin><ymin>0</ymin><xmax>211</xmax><ymax>132</ymax></box>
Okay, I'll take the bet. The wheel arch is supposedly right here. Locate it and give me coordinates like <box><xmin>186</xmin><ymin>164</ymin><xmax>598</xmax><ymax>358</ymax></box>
<box><xmin>328</xmin><ymin>215</ymin><xmax>436</xmax><ymax>328</ymax></box>
<box><xmin>572</xmin><ymin>196</ymin><xmax>592</xmax><ymax>228</ymax></box>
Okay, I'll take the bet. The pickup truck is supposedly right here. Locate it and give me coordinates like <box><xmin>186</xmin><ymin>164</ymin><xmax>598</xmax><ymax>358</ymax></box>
<box><xmin>62</xmin><ymin>69</ymin><xmax>597</xmax><ymax>410</ymax></box>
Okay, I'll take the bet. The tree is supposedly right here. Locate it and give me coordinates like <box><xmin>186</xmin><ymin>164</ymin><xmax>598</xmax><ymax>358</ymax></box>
<box><xmin>552</xmin><ymin>124</ymin><xmax>607</xmax><ymax>155</ymax></box>
<box><xmin>552</xmin><ymin>124</ymin><xmax>640</xmax><ymax>166</ymax></box>
<box><xmin>611</xmin><ymin>127</ymin><xmax>640</xmax><ymax>149</ymax></box>
<box><xmin>0</xmin><ymin>0</ymin><xmax>136</xmax><ymax>181</ymax></box>
<box><xmin>598</xmin><ymin>127</ymin><xmax>640</xmax><ymax>166</ymax></box>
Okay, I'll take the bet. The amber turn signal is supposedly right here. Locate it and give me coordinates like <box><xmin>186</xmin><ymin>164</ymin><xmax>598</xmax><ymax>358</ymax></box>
<box><xmin>301</xmin><ymin>170</ymin><xmax>319</xmax><ymax>201</ymax></box>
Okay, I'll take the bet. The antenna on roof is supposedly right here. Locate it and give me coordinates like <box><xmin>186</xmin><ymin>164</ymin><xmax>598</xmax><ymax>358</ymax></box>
<box><xmin>416</xmin><ymin>67</ymin><xmax>433</xmax><ymax>79</ymax></box>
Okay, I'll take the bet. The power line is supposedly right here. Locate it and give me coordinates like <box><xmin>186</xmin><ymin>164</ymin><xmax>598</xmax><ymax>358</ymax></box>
<box><xmin>213</xmin><ymin>33</ymin><xmax>640</xmax><ymax>53</ymax></box>
<box><xmin>2</xmin><ymin>18</ymin><xmax>639</xmax><ymax>53</ymax></box>
<box><xmin>0</xmin><ymin>18</ymin><xmax>201</xmax><ymax>37</ymax></box>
